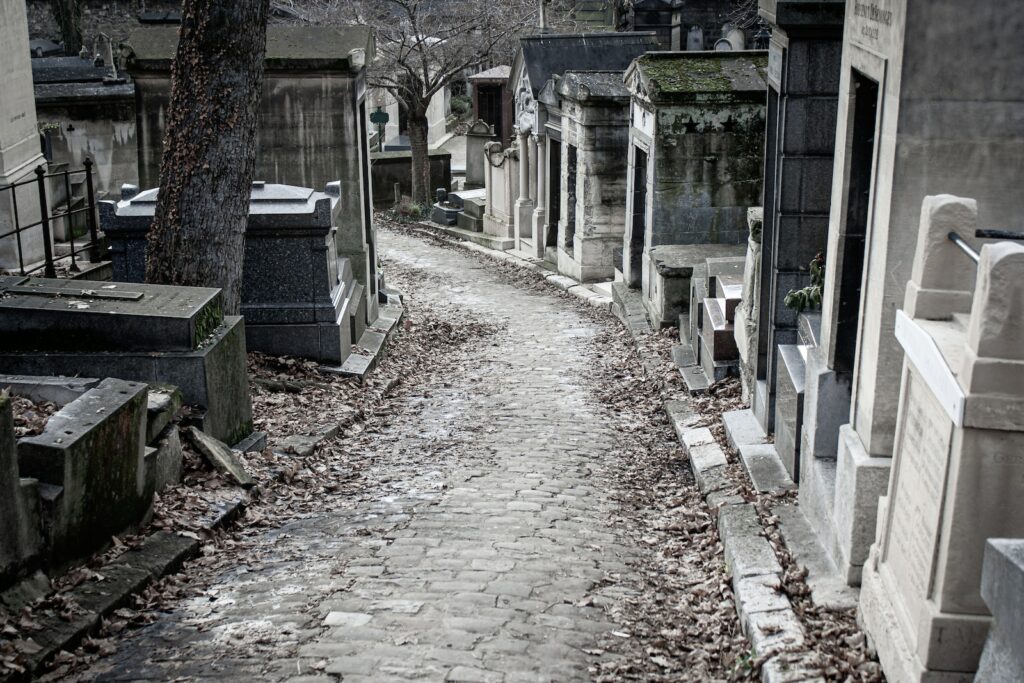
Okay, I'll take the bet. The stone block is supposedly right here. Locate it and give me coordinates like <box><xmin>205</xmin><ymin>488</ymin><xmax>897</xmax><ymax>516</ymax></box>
<box><xmin>722</xmin><ymin>409</ymin><xmax>768</xmax><ymax>450</ymax></box>
<box><xmin>146</xmin><ymin>385</ymin><xmax>182</xmax><ymax>445</ymax></box>
<box><xmin>737</xmin><ymin>444</ymin><xmax>795</xmax><ymax>493</ymax></box>
<box><xmin>0</xmin><ymin>394</ymin><xmax>44</xmax><ymax>588</ymax></box>
<box><xmin>774</xmin><ymin>345</ymin><xmax>807</xmax><ymax>481</ymax></box>
<box><xmin>977</xmin><ymin>539</ymin><xmax>1024</xmax><ymax>683</ymax></box>
<box><xmin>456</xmin><ymin>211</ymin><xmax>483</xmax><ymax>233</ymax></box>
<box><xmin>0</xmin><ymin>376</ymin><xmax>99</xmax><ymax>406</ymax></box>
<box><xmin>17</xmin><ymin>378</ymin><xmax>151</xmax><ymax>565</ymax></box>
<box><xmin>701</xmin><ymin>298</ymin><xmax>738</xmax><ymax>360</ymax></box>
<box><xmin>799</xmin><ymin>344</ymin><xmax>851</xmax><ymax>460</ymax></box>
<box><xmin>149</xmin><ymin>426</ymin><xmax>183</xmax><ymax>492</ymax></box>
<box><xmin>718</xmin><ymin>504</ymin><xmax>783</xmax><ymax>579</ymax></box>
<box><xmin>0</xmin><ymin>316</ymin><xmax>253</xmax><ymax>445</ymax></box>
<box><xmin>833</xmin><ymin>425</ymin><xmax>890</xmax><ymax>581</ymax></box>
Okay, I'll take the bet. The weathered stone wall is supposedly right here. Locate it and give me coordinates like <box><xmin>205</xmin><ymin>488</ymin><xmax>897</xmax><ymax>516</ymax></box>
<box><xmin>134</xmin><ymin>72</ymin><xmax>363</xmax><ymax>193</ymax></box>
<box><xmin>557</xmin><ymin>94</ymin><xmax>630</xmax><ymax>282</ymax></box>
<box><xmin>651</xmin><ymin>102</ymin><xmax>765</xmax><ymax>247</ymax></box>
<box><xmin>370</xmin><ymin>150</ymin><xmax>452</xmax><ymax>209</ymax></box>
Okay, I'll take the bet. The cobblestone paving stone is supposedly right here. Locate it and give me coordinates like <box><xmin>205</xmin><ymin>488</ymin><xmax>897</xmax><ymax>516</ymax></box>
<box><xmin>77</xmin><ymin>230</ymin><xmax>670</xmax><ymax>682</ymax></box>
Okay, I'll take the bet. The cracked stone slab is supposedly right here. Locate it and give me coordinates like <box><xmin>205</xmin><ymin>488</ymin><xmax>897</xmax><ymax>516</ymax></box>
<box><xmin>718</xmin><ymin>504</ymin><xmax>783</xmax><ymax>579</ymax></box>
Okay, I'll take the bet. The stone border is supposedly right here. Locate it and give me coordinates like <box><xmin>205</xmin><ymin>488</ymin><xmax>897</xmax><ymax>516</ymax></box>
<box><xmin>4</xmin><ymin>491</ymin><xmax>247</xmax><ymax>683</ymax></box>
<box><xmin>415</xmin><ymin>227</ymin><xmax>826</xmax><ymax>683</ymax></box>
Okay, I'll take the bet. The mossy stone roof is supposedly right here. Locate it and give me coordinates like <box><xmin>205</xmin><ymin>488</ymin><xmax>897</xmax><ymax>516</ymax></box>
<box><xmin>630</xmin><ymin>51</ymin><xmax>768</xmax><ymax>103</ymax></box>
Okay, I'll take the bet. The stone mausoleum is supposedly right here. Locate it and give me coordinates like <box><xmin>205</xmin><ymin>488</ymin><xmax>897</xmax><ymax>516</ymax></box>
<box><xmin>125</xmin><ymin>25</ymin><xmax>381</xmax><ymax>327</ymax></box>
<box><xmin>622</xmin><ymin>51</ymin><xmax>767</xmax><ymax>327</ymax></box>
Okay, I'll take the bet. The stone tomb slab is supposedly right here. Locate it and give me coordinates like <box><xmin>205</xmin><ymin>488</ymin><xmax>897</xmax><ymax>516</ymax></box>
<box><xmin>0</xmin><ymin>276</ymin><xmax>222</xmax><ymax>353</ymax></box>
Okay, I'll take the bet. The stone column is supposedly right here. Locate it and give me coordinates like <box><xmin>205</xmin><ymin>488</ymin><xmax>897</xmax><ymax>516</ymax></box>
<box><xmin>514</xmin><ymin>130</ymin><xmax>534</xmax><ymax>246</ymax></box>
<box><xmin>0</xmin><ymin>0</ymin><xmax>46</xmax><ymax>270</ymax></box>
<box><xmin>530</xmin><ymin>134</ymin><xmax>547</xmax><ymax>259</ymax></box>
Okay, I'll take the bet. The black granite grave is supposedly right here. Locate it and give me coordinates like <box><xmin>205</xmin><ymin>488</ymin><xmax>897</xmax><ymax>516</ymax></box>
<box><xmin>101</xmin><ymin>181</ymin><xmax>361</xmax><ymax>364</ymax></box>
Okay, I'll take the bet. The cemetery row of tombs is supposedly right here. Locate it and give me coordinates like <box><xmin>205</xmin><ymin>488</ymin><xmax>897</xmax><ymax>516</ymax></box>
<box><xmin>0</xmin><ymin>6</ymin><xmax>403</xmax><ymax>611</ymax></box>
<box><xmin>435</xmin><ymin>1</ymin><xmax>1023</xmax><ymax>681</ymax></box>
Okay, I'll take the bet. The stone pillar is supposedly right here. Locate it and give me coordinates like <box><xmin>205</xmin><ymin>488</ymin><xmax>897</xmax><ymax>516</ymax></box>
<box><xmin>529</xmin><ymin>134</ymin><xmax>547</xmax><ymax>258</ymax></box>
<box><xmin>0</xmin><ymin>0</ymin><xmax>46</xmax><ymax>271</ymax></box>
<box><xmin>514</xmin><ymin>130</ymin><xmax>534</xmax><ymax>242</ymax></box>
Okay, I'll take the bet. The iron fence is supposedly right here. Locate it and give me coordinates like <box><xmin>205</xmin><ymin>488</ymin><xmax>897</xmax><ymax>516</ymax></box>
<box><xmin>0</xmin><ymin>159</ymin><xmax>104</xmax><ymax>278</ymax></box>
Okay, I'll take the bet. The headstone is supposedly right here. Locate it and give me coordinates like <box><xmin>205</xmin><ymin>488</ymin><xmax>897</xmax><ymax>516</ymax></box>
<box><xmin>859</xmin><ymin>199</ymin><xmax>1024</xmax><ymax>682</ymax></box>
<box><xmin>686</xmin><ymin>26</ymin><xmax>704</xmax><ymax>51</ymax></box>
<box><xmin>102</xmin><ymin>182</ymin><xmax>360</xmax><ymax>365</ymax></box>
<box><xmin>0</xmin><ymin>277</ymin><xmax>252</xmax><ymax>444</ymax></box>
<box><xmin>464</xmin><ymin>119</ymin><xmax>495</xmax><ymax>189</ymax></box>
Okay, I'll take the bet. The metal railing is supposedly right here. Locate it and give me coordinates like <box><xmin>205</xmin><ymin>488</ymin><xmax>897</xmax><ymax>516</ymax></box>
<box><xmin>947</xmin><ymin>229</ymin><xmax>1024</xmax><ymax>264</ymax></box>
<box><xmin>0</xmin><ymin>159</ymin><xmax>103</xmax><ymax>278</ymax></box>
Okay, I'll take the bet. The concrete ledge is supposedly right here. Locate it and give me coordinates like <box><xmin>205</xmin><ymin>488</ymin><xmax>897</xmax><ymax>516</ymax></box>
<box><xmin>738</xmin><ymin>444</ymin><xmax>796</xmax><ymax>493</ymax></box>
<box><xmin>723</xmin><ymin>409</ymin><xmax>769</xmax><ymax>450</ymax></box>
<box><xmin>9</xmin><ymin>491</ymin><xmax>247</xmax><ymax>680</ymax></box>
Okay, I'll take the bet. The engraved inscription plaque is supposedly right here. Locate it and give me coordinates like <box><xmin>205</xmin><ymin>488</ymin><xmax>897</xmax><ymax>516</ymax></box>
<box><xmin>883</xmin><ymin>368</ymin><xmax>954</xmax><ymax>630</ymax></box>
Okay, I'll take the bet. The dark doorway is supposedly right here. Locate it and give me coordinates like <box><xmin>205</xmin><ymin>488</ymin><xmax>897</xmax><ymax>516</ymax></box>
<box><xmin>547</xmin><ymin>142</ymin><xmax>561</xmax><ymax>248</ymax></box>
<box><xmin>627</xmin><ymin>146</ymin><xmax>648</xmax><ymax>288</ymax></box>
<box><xmin>833</xmin><ymin>70</ymin><xmax>879</xmax><ymax>375</ymax></box>
<box><xmin>565</xmin><ymin>144</ymin><xmax>578</xmax><ymax>256</ymax></box>
<box><xmin>477</xmin><ymin>85</ymin><xmax>503</xmax><ymax>142</ymax></box>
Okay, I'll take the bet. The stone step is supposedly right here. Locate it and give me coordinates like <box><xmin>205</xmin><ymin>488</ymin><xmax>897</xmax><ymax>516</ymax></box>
<box><xmin>456</xmin><ymin>212</ymin><xmax>483</xmax><ymax>233</ymax></box>
<box><xmin>774</xmin><ymin>344</ymin><xmax>808</xmax><ymax>482</ymax></box>
<box><xmin>698</xmin><ymin>332</ymin><xmax>737</xmax><ymax>382</ymax></box>
<box><xmin>701</xmin><ymin>297</ymin><xmax>738</xmax><ymax>361</ymax></box>
<box><xmin>671</xmin><ymin>343</ymin><xmax>696</xmax><ymax>368</ymax></box>
<box><xmin>719</xmin><ymin>278</ymin><xmax>743</xmax><ymax>322</ymax></box>
<box><xmin>463</xmin><ymin>197</ymin><xmax>485</xmax><ymax>219</ymax></box>
<box><xmin>706</xmin><ymin>256</ymin><xmax>745</xmax><ymax>297</ymax></box>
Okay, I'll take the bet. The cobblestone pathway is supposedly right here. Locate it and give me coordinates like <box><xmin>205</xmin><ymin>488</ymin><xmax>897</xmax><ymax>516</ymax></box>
<box><xmin>78</xmin><ymin>230</ymin><xmax>668</xmax><ymax>683</ymax></box>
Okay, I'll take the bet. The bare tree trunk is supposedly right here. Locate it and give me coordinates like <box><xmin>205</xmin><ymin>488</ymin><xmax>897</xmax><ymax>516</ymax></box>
<box><xmin>145</xmin><ymin>0</ymin><xmax>269</xmax><ymax>315</ymax></box>
<box><xmin>407</xmin><ymin>111</ymin><xmax>432</xmax><ymax>205</ymax></box>
<box><xmin>52</xmin><ymin>0</ymin><xmax>83</xmax><ymax>55</ymax></box>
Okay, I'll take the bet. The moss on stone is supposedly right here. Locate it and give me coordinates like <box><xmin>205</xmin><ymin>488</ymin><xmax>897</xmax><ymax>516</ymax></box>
<box><xmin>643</xmin><ymin>56</ymin><xmax>731</xmax><ymax>94</ymax></box>
<box><xmin>193</xmin><ymin>299</ymin><xmax>224</xmax><ymax>348</ymax></box>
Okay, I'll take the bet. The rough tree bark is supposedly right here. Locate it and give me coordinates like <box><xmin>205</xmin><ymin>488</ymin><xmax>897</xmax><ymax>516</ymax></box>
<box><xmin>145</xmin><ymin>0</ymin><xmax>269</xmax><ymax>315</ymax></box>
<box><xmin>52</xmin><ymin>0</ymin><xmax>83</xmax><ymax>55</ymax></box>
<box><xmin>407</xmin><ymin>111</ymin><xmax>432</xmax><ymax>205</ymax></box>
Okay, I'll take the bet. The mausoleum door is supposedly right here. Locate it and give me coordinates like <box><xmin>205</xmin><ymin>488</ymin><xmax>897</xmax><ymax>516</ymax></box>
<box><xmin>833</xmin><ymin>71</ymin><xmax>879</xmax><ymax>379</ymax></box>
<box><xmin>547</xmin><ymin>142</ymin><xmax>561</xmax><ymax>248</ymax></box>
<box><xmin>628</xmin><ymin>146</ymin><xmax>648</xmax><ymax>289</ymax></box>
<box><xmin>565</xmin><ymin>144</ymin><xmax>578</xmax><ymax>256</ymax></box>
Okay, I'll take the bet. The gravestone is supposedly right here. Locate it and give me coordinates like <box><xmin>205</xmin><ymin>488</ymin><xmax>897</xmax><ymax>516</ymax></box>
<box><xmin>464</xmin><ymin>120</ymin><xmax>495</xmax><ymax>189</ymax></box>
<box><xmin>858</xmin><ymin>197</ymin><xmax>1024</xmax><ymax>682</ymax></box>
<box><xmin>0</xmin><ymin>277</ymin><xmax>252</xmax><ymax>444</ymax></box>
<box><xmin>102</xmin><ymin>181</ymin><xmax>361</xmax><ymax>365</ymax></box>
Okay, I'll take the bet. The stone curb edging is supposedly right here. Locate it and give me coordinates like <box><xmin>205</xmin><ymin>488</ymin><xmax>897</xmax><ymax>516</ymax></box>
<box><xmin>2</xmin><ymin>492</ymin><xmax>248</xmax><ymax>683</ymax></box>
<box><xmin>424</xmin><ymin>228</ymin><xmax>824</xmax><ymax>683</ymax></box>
